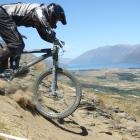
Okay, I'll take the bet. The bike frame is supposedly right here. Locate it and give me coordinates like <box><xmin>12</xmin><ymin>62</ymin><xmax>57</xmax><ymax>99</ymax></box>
<box><xmin>0</xmin><ymin>43</ymin><xmax>60</xmax><ymax>96</ymax></box>
<box><xmin>17</xmin><ymin>44</ymin><xmax>59</xmax><ymax>96</ymax></box>
<box><xmin>19</xmin><ymin>44</ymin><xmax>58</xmax><ymax>69</ymax></box>
<box><xmin>20</xmin><ymin>48</ymin><xmax>52</xmax><ymax>70</ymax></box>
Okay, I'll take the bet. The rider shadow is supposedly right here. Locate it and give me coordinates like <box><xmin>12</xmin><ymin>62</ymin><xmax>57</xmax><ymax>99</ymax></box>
<box><xmin>46</xmin><ymin>117</ymin><xmax>88</xmax><ymax>136</ymax></box>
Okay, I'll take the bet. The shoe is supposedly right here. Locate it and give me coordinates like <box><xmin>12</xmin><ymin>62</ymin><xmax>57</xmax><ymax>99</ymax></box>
<box><xmin>0</xmin><ymin>69</ymin><xmax>14</xmax><ymax>81</ymax></box>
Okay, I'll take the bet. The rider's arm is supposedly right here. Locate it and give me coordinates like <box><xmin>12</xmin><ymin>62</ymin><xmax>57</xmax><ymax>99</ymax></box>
<box><xmin>32</xmin><ymin>7</ymin><xmax>56</xmax><ymax>43</ymax></box>
<box><xmin>36</xmin><ymin>26</ymin><xmax>56</xmax><ymax>43</ymax></box>
<box><xmin>32</xmin><ymin>7</ymin><xmax>48</xmax><ymax>28</ymax></box>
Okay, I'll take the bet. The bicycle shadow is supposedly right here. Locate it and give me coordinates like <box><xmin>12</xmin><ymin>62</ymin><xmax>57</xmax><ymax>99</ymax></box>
<box><xmin>16</xmin><ymin>102</ymin><xmax>88</xmax><ymax>136</ymax></box>
<box><xmin>16</xmin><ymin>98</ymin><xmax>88</xmax><ymax>136</ymax></box>
<box><xmin>46</xmin><ymin>117</ymin><xmax>88</xmax><ymax>136</ymax></box>
<box><xmin>16</xmin><ymin>103</ymin><xmax>88</xmax><ymax>136</ymax></box>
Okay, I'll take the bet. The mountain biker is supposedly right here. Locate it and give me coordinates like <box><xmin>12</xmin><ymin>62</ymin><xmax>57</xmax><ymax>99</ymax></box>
<box><xmin>0</xmin><ymin>2</ymin><xmax>67</xmax><ymax>72</ymax></box>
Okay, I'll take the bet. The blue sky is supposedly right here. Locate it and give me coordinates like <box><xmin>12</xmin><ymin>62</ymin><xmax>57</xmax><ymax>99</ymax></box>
<box><xmin>1</xmin><ymin>0</ymin><xmax>140</xmax><ymax>58</ymax></box>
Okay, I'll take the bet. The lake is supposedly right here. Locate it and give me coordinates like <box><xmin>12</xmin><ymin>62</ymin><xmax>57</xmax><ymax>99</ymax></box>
<box><xmin>66</xmin><ymin>63</ymin><xmax>140</xmax><ymax>70</ymax></box>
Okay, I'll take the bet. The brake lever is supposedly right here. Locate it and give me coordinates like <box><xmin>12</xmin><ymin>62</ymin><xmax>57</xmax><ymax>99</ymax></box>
<box><xmin>54</xmin><ymin>39</ymin><xmax>65</xmax><ymax>48</ymax></box>
<box><xmin>60</xmin><ymin>41</ymin><xmax>65</xmax><ymax>46</ymax></box>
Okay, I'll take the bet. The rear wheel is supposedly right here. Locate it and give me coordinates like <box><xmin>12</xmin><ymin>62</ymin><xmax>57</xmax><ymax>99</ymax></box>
<box><xmin>32</xmin><ymin>68</ymin><xmax>81</xmax><ymax>119</ymax></box>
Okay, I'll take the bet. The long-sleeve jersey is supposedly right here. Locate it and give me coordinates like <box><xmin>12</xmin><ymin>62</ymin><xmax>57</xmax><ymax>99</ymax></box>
<box><xmin>1</xmin><ymin>2</ymin><xmax>55</xmax><ymax>43</ymax></box>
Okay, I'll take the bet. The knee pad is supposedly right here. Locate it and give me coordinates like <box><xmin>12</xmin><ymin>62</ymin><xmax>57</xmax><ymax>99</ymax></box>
<box><xmin>0</xmin><ymin>46</ymin><xmax>10</xmax><ymax>60</ymax></box>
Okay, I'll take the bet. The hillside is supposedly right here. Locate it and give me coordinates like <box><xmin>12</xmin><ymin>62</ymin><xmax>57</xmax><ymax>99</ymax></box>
<box><xmin>0</xmin><ymin>54</ymin><xmax>140</xmax><ymax>140</ymax></box>
<box><xmin>69</xmin><ymin>44</ymin><xmax>140</xmax><ymax>65</ymax></box>
<box><xmin>122</xmin><ymin>46</ymin><xmax>140</xmax><ymax>63</ymax></box>
<box><xmin>0</xmin><ymin>87</ymin><xmax>140</xmax><ymax>140</ymax></box>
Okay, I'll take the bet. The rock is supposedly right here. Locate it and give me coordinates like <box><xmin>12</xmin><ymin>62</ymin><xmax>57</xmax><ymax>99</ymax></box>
<box><xmin>109</xmin><ymin>106</ymin><xmax>124</xmax><ymax>113</ymax></box>
<box><xmin>99</xmin><ymin>131</ymin><xmax>112</xmax><ymax>135</ymax></box>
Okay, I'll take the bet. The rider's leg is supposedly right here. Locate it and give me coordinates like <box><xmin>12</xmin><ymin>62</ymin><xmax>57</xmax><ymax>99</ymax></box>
<box><xmin>10</xmin><ymin>55</ymin><xmax>21</xmax><ymax>69</ymax></box>
<box><xmin>0</xmin><ymin>47</ymin><xmax>10</xmax><ymax>73</ymax></box>
<box><xmin>0</xmin><ymin>58</ymin><xmax>8</xmax><ymax>73</ymax></box>
<box><xmin>0</xmin><ymin>7</ymin><xmax>25</xmax><ymax>70</ymax></box>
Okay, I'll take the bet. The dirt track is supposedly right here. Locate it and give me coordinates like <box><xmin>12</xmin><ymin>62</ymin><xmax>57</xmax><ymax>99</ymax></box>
<box><xmin>0</xmin><ymin>87</ymin><xmax>139</xmax><ymax>140</ymax></box>
<box><xmin>0</xmin><ymin>65</ymin><xmax>140</xmax><ymax>140</ymax></box>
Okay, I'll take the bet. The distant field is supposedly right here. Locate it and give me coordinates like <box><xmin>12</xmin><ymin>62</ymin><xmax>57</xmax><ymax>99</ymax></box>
<box><xmin>73</xmin><ymin>68</ymin><xmax>140</xmax><ymax>122</ymax></box>
<box><xmin>74</xmin><ymin>68</ymin><xmax>140</xmax><ymax>97</ymax></box>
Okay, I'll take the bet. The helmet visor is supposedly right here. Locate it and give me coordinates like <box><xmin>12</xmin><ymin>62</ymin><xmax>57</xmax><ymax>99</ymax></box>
<box><xmin>49</xmin><ymin>12</ymin><xmax>67</xmax><ymax>28</ymax></box>
<box><xmin>58</xmin><ymin>12</ymin><xmax>67</xmax><ymax>25</ymax></box>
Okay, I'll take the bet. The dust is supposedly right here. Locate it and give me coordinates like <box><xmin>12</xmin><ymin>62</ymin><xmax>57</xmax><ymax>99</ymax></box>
<box><xmin>10</xmin><ymin>90</ymin><xmax>37</xmax><ymax>114</ymax></box>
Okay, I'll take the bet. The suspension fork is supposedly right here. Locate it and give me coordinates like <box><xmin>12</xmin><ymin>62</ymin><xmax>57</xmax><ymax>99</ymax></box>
<box><xmin>51</xmin><ymin>45</ymin><xmax>59</xmax><ymax>96</ymax></box>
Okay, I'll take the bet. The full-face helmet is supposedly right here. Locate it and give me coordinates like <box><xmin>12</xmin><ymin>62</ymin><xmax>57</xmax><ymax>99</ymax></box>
<box><xmin>47</xmin><ymin>3</ymin><xmax>67</xmax><ymax>28</ymax></box>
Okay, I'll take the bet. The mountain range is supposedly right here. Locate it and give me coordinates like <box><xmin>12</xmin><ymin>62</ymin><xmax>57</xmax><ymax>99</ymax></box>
<box><xmin>68</xmin><ymin>44</ymin><xmax>140</xmax><ymax>65</ymax></box>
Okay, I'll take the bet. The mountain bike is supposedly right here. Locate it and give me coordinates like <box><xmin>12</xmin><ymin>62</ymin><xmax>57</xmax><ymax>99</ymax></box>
<box><xmin>0</xmin><ymin>39</ymin><xmax>82</xmax><ymax>119</ymax></box>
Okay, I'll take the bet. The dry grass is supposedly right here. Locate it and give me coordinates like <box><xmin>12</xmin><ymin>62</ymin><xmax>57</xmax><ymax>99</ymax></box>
<box><xmin>11</xmin><ymin>90</ymin><xmax>38</xmax><ymax>115</ymax></box>
<box><xmin>97</xmin><ymin>94</ymin><xmax>140</xmax><ymax>122</ymax></box>
<box><xmin>0</xmin><ymin>122</ymin><xmax>6</xmax><ymax>131</ymax></box>
<box><xmin>0</xmin><ymin>137</ymin><xmax>6</xmax><ymax>140</ymax></box>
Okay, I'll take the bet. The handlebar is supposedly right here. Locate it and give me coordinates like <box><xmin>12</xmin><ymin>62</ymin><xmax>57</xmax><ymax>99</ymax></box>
<box><xmin>54</xmin><ymin>38</ymin><xmax>65</xmax><ymax>48</ymax></box>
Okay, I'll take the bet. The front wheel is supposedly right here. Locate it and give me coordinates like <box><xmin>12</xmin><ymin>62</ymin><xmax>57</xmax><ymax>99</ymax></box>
<box><xmin>32</xmin><ymin>68</ymin><xmax>81</xmax><ymax>119</ymax></box>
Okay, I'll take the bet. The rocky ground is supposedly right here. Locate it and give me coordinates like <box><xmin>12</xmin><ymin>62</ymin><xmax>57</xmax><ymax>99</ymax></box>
<box><xmin>0</xmin><ymin>84</ymin><xmax>140</xmax><ymax>140</ymax></box>
<box><xmin>0</xmin><ymin>55</ymin><xmax>140</xmax><ymax>140</ymax></box>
